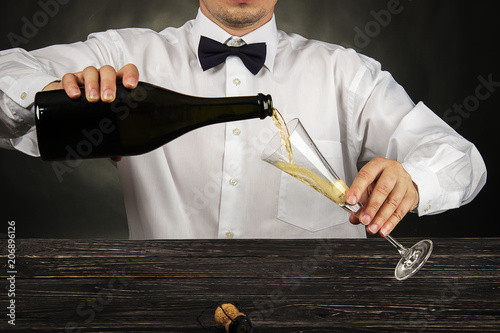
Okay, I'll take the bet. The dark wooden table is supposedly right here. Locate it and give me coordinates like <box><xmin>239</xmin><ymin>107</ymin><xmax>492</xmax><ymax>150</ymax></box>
<box><xmin>1</xmin><ymin>238</ymin><xmax>499</xmax><ymax>332</ymax></box>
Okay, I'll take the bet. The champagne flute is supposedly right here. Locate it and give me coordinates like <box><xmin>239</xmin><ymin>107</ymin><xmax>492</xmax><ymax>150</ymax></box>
<box><xmin>262</xmin><ymin>117</ymin><xmax>433</xmax><ymax>280</ymax></box>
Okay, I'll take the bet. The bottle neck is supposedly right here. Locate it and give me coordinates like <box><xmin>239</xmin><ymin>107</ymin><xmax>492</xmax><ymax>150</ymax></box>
<box><xmin>131</xmin><ymin>82</ymin><xmax>273</xmax><ymax>118</ymax></box>
<box><xmin>257</xmin><ymin>93</ymin><xmax>273</xmax><ymax>119</ymax></box>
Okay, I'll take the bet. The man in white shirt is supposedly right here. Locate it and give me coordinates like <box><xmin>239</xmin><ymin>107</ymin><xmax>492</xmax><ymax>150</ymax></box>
<box><xmin>0</xmin><ymin>0</ymin><xmax>487</xmax><ymax>239</ymax></box>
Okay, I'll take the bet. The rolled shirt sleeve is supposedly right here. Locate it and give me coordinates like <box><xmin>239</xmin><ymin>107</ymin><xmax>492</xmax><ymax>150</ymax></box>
<box><xmin>0</xmin><ymin>51</ymin><xmax>60</xmax><ymax>155</ymax></box>
<box><xmin>0</xmin><ymin>93</ymin><xmax>40</xmax><ymax>155</ymax></box>
<box><xmin>347</xmin><ymin>55</ymin><xmax>487</xmax><ymax>216</ymax></box>
<box><xmin>399</xmin><ymin>103</ymin><xmax>487</xmax><ymax>216</ymax></box>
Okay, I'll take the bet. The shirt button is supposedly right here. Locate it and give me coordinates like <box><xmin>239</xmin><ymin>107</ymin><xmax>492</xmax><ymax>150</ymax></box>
<box><xmin>225</xmin><ymin>231</ymin><xmax>234</xmax><ymax>239</ymax></box>
<box><xmin>20</xmin><ymin>92</ymin><xmax>27</xmax><ymax>100</ymax></box>
<box><xmin>229</xmin><ymin>178</ymin><xmax>239</xmax><ymax>186</ymax></box>
<box><xmin>232</xmin><ymin>128</ymin><xmax>241</xmax><ymax>136</ymax></box>
<box><xmin>233</xmin><ymin>78</ymin><xmax>241</xmax><ymax>86</ymax></box>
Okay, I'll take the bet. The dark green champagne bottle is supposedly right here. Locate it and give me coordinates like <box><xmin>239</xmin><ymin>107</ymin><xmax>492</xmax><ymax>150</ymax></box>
<box><xmin>34</xmin><ymin>81</ymin><xmax>273</xmax><ymax>161</ymax></box>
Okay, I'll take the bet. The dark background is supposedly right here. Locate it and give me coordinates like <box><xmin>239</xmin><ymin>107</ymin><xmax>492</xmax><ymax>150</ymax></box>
<box><xmin>0</xmin><ymin>0</ymin><xmax>498</xmax><ymax>239</ymax></box>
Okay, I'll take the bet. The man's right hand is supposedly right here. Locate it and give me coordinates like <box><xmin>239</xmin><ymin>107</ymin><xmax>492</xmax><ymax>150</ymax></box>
<box><xmin>42</xmin><ymin>63</ymin><xmax>139</xmax><ymax>103</ymax></box>
<box><xmin>42</xmin><ymin>64</ymin><xmax>139</xmax><ymax>162</ymax></box>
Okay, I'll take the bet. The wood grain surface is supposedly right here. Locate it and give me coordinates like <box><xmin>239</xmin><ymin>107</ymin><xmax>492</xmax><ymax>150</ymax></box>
<box><xmin>1</xmin><ymin>238</ymin><xmax>499</xmax><ymax>332</ymax></box>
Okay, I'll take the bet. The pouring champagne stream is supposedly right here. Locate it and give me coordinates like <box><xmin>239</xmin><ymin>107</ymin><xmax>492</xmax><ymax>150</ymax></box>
<box><xmin>263</xmin><ymin>113</ymin><xmax>433</xmax><ymax>280</ymax></box>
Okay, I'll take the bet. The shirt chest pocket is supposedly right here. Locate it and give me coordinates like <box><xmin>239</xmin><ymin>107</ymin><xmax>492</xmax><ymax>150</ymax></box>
<box><xmin>277</xmin><ymin>140</ymin><xmax>350</xmax><ymax>232</ymax></box>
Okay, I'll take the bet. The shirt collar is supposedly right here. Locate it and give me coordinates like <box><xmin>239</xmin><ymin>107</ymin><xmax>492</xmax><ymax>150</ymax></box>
<box><xmin>191</xmin><ymin>8</ymin><xmax>278</xmax><ymax>72</ymax></box>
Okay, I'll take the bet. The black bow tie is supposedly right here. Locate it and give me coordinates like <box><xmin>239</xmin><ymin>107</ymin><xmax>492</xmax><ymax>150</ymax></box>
<box><xmin>198</xmin><ymin>36</ymin><xmax>266</xmax><ymax>75</ymax></box>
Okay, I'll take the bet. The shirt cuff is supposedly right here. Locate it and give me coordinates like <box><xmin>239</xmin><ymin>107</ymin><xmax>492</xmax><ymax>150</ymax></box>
<box><xmin>0</xmin><ymin>126</ymin><xmax>40</xmax><ymax>157</ymax></box>
<box><xmin>402</xmin><ymin>161</ymin><xmax>444</xmax><ymax>216</ymax></box>
<box><xmin>1</xmin><ymin>72</ymin><xmax>60</xmax><ymax>108</ymax></box>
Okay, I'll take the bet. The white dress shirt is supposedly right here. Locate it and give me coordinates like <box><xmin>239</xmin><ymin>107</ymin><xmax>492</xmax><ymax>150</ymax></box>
<box><xmin>0</xmin><ymin>10</ymin><xmax>487</xmax><ymax>239</ymax></box>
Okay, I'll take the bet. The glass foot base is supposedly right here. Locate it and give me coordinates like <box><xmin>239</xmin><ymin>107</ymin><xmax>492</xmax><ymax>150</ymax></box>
<box><xmin>394</xmin><ymin>239</ymin><xmax>433</xmax><ymax>281</ymax></box>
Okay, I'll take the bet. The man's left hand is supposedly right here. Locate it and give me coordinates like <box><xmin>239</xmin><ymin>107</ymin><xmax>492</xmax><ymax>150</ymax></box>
<box><xmin>346</xmin><ymin>157</ymin><xmax>419</xmax><ymax>237</ymax></box>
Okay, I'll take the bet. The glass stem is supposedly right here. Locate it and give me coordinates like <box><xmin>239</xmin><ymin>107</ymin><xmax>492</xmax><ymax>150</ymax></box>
<box><xmin>385</xmin><ymin>235</ymin><xmax>410</xmax><ymax>258</ymax></box>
